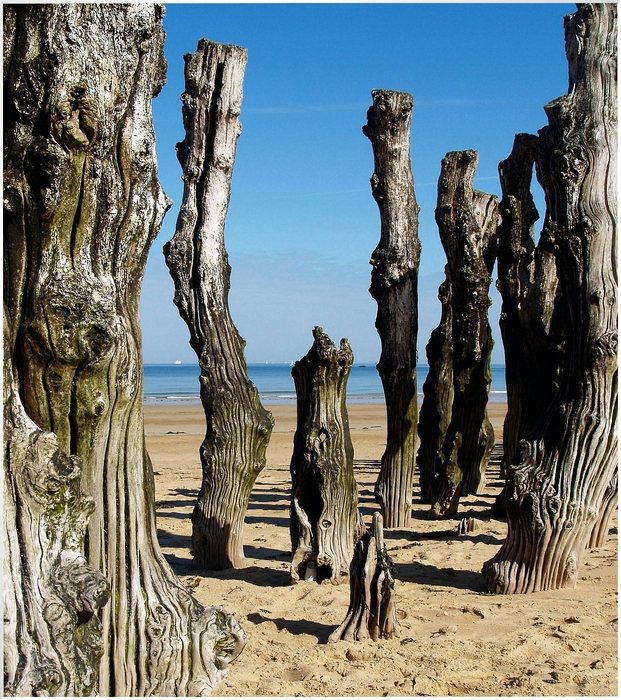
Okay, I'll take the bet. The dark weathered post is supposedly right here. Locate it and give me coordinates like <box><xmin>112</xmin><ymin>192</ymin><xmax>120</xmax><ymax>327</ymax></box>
<box><xmin>363</xmin><ymin>89</ymin><xmax>421</xmax><ymax>528</ymax></box>
<box><xmin>329</xmin><ymin>513</ymin><xmax>400</xmax><ymax>642</ymax></box>
<box><xmin>484</xmin><ymin>3</ymin><xmax>617</xmax><ymax>594</ymax></box>
<box><xmin>492</xmin><ymin>133</ymin><xmax>564</xmax><ymax>516</ymax></box>
<box><xmin>416</xmin><ymin>275</ymin><xmax>454</xmax><ymax>503</ymax></box>
<box><xmin>429</xmin><ymin>150</ymin><xmax>498</xmax><ymax>519</ymax></box>
<box><xmin>4</xmin><ymin>6</ymin><xmax>245</xmax><ymax>695</ymax></box>
<box><xmin>290</xmin><ymin>327</ymin><xmax>361</xmax><ymax>585</ymax></box>
<box><xmin>164</xmin><ymin>39</ymin><xmax>273</xmax><ymax>570</ymax></box>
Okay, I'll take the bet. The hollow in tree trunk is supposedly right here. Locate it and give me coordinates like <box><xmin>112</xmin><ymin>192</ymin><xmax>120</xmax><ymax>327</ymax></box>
<box><xmin>4</xmin><ymin>6</ymin><xmax>245</xmax><ymax>694</ymax></box>
<box><xmin>483</xmin><ymin>3</ymin><xmax>617</xmax><ymax>594</ymax></box>
<box><xmin>429</xmin><ymin>151</ymin><xmax>498</xmax><ymax>519</ymax></box>
<box><xmin>290</xmin><ymin>327</ymin><xmax>361</xmax><ymax>585</ymax></box>
<box><xmin>363</xmin><ymin>89</ymin><xmax>421</xmax><ymax>529</ymax></box>
<box><xmin>164</xmin><ymin>39</ymin><xmax>273</xmax><ymax>571</ymax></box>
<box><xmin>492</xmin><ymin>133</ymin><xmax>565</xmax><ymax>517</ymax></box>
<box><xmin>416</xmin><ymin>275</ymin><xmax>454</xmax><ymax>504</ymax></box>
<box><xmin>329</xmin><ymin>512</ymin><xmax>400</xmax><ymax>642</ymax></box>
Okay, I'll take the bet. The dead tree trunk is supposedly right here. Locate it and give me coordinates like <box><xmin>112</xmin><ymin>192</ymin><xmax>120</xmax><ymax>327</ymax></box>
<box><xmin>363</xmin><ymin>89</ymin><xmax>421</xmax><ymax>529</ymax></box>
<box><xmin>3</xmin><ymin>312</ymin><xmax>111</xmax><ymax>696</ymax></box>
<box><xmin>483</xmin><ymin>3</ymin><xmax>617</xmax><ymax>594</ymax></box>
<box><xmin>416</xmin><ymin>275</ymin><xmax>454</xmax><ymax>503</ymax></box>
<box><xmin>290</xmin><ymin>327</ymin><xmax>360</xmax><ymax>585</ymax></box>
<box><xmin>329</xmin><ymin>513</ymin><xmax>400</xmax><ymax>642</ymax></box>
<box><xmin>4</xmin><ymin>6</ymin><xmax>245</xmax><ymax>695</ymax></box>
<box><xmin>492</xmin><ymin>133</ymin><xmax>565</xmax><ymax>517</ymax></box>
<box><xmin>429</xmin><ymin>150</ymin><xmax>498</xmax><ymax>519</ymax></box>
<box><xmin>164</xmin><ymin>39</ymin><xmax>273</xmax><ymax>571</ymax></box>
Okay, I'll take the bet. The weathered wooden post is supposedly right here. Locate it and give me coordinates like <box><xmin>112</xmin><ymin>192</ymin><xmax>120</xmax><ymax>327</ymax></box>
<box><xmin>164</xmin><ymin>39</ymin><xmax>273</xmax><ymax>570</ymax></box>
<box><xmin>492</xmin><ymin>133</ymin><xmax>564</xmax><ymax>517</ymax></box>
<box><xmin>289</xmin><ymin>327</ymin><xmax>361</xmax><ymax>585</ymax></box>
<box><xmin>429</xmin><ymin>150</ymin><xmax>498</xmax><ymax>519</ymax></box>
<box><xmin>416</xmin><ymin>275</ymin><xmax>454</xmax><ymax>503</ymax></box>
<box><xmin>329</xmin><ymin>512</ymin><xmax>400</xmax><ymax>642</ymax></box>
<box><xmin>363</xmin><ymin>89</ymin><xmax>421</xmax><ymax>528</ymax></box>
<box><xmin>484</xmin><ymin>3</ymin><xmax>617</xmax><ymax>593</ymax></box>
<box><xmin>4</xmin><ymin>6</ymin><xmax>245</xmax><ymax>694</ymax></box>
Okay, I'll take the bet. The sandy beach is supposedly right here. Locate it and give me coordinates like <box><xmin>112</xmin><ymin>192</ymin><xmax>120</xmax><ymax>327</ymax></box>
<box><xmin>146</xmin><ymin>402</ymin><xmax>617</xmax><ymax>697</ymax></box>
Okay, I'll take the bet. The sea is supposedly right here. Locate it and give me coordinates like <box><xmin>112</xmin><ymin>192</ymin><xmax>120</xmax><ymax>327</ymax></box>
<box><xmin>144</xmin><ymin>363</ymin><xmax>507</xmax><ymax>405</ymax></box>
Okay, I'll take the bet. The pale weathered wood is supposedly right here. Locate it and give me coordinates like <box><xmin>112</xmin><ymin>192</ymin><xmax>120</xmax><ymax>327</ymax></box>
<box><xmin>328</xmin><ymin>512</ymin><xmax>400</xmax><ymax>642</ymax></box>
<box><xmin>4</xmin><ymin>311</ymin><xmax>111</xmax><ymax>696</ymax></box>
<box><xmin>428</xmin><ymin>151</ymin><xmax>498</xmax><ymax>519</ymax></box>
<box><xmin>164</xmin><ymin>39</ymin><xmax>273</xmax><ymax>570</ymax></box>
<box><xmin>416</xmin><ymin>275</ymin><xmax>454</xmax><ymax>504</ymax></box>
<box><xmin>484</xmin><ymin>3</ymin><xmax>617</xmax><ymax>593</ymax></box>
<box><xmin>290</xmin><ymin>327</ymin><xmax>361</xmax><ymax>585</ymax></box>
<box><xmin>4</xmin><ymin>5</ymin><xmax>245</xmax><ymax>694</ymax></box>
<box><xmin>363</xmin><ymin>89</ymin><xmax>421</xmax><ymax>528</ymax></box>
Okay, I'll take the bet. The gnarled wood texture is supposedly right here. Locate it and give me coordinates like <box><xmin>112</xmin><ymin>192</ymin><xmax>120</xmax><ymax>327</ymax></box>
<box><xmin>416</xmin><ymin>275</ymin><xmax>454</xmax><ymax>504</ymax></box>
<box><xmin>164</xmin><ymin>39</ymin><xmax>273</xmax><ymax>570</ymax></box>
<box><xmin>4</xmin><ymin>312</ymin><xmax>110</xmax><ymax>696</ymax></box>
<box><xmin>290</xmin><ymin>327</ymin><xmax>361</xmax><ymax>585</ymax></box>
<box><xmin>364</xmin><ymin>89</ymin><xmax>421</xmax><ymax>528</ymax></box>
<box><xmin>484</xmin><ymin>3</ymin><xmax>617</xmax><ymax>594</ymax></box>
<box><xmin>329</xmin><ymin>512</ymin><xmax>400</xmax><ymax>642</ymax></box>
<box><xmin>4</xmin><ymin>6</ymin><xmax>245</xmax><ymax>694</ymax></box>
<box><xmin>492</xmin><ymin>133</ymin><xmax>565</xmax><ymax>517</ymax></box>
<box><xmin>429</xmin><ymin>151</ymin><xmax>498</xmax><ymax>519</ymax></box>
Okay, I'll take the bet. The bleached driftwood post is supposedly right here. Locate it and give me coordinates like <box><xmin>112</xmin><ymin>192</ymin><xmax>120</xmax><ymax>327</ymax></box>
<box><xmin>164</xmin><ymin>39</ymin><xmax>274</xmax><ymax>570</ymax></box>
<box><xmin>484</xmin><ymin>3</ymin><xmax>617</xmax><ymax>593</ymax></box>
<box><xmin>416</xmin><ymin>276</ymin><xmax>454</xmax><ymax>503</ymax></box>
<box><xmin>364</xmin><ymin>89</ymin><xmax>421</xmax><ymax>528</ymax></box>
<box><xmin>4</xmin><ymin>6</ymin><xmax>245</xmax><ymax>695</ymax></box>
<box><xmin>429</xmin><ymin>151</ymin><xmax>498</xmax><ymax>519</ymax></box>
<box><xmin>290</xmin><ymin>327</ymin><xmax>361</xmax><ymax>585</ymax></box>
<box><xmin>329</xmin><ymin>512</ymin><xmax>400</xmax><ymax>642</ymax></box>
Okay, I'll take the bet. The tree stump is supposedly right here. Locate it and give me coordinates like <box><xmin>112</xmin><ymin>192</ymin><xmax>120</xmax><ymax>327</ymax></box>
<box><xmin>492</xmin><ymin>133</ymin><xmax>564</xmax><ymax>516</ymax></box>
<box><xmin>164</xmin><ymin>39</ymin><xmax>273</xmax><ymax>570</ymax></box>
<box><xmin>363</xmin><ymin>89</ymin><xmax>421</xmax><ymax>529</ymax></box>
<box><xmin>329</xmin><ymin>512</ymin><xmax>400</xmax><ymax>642</ymax></box>
<box><xmin>4</xmin><ymin>6</ymin><xmax>245</xmax><ymax>694</ymax></box>
<box><xmin>290</xmin><ymin>327</ymin><xmax>360</xmax><ymax>585</ymax></box>
<box><xmin>429</xmin><ymin>150</ymin><xmax>498</xmax><ymax>519</ymax></box>
<box><xmin>416</xmin><ymin>275</ymin><xmax>454</xmax><ymax>503</ymax></box>
<box><xmin>483</xmin><ymin>3</ymin><xmax>617</xmax><ymax>594</ymax></box>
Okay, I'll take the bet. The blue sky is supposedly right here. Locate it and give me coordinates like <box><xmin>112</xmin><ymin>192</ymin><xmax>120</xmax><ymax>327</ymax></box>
<box><xmin>142</xmin><ymin>2</ymin><xmax>574</xmax><ymax>364</ymax></box>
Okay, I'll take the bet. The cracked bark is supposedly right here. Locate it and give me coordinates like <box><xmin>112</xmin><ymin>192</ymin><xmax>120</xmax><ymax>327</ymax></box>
<box><xmin>364</xmin><ymin>89</ymin><xmax>421</xmax><ymax>528</ymax></box>
<box><xmin>4</xmin><ymin>6</ymin><xmax>244</xmax><ymax>695</ymax></box>
<box><xmin>289</xmin><ymin>327</ymin><xmax>361</xmax><ymax>585</ymax></box>
<box><xmin>429</xmin><ymin>150</ymin><xmax>498</xmax><ymax>519</ymax></box>
<box><xmin>483</xmin><ymin>3</ymin><xmax>617</xmax><ymax>593</ymax></box>
<box><xmin>164</xmin><ymin>39</ymin><xmax>273</xmax><ymax>570</ymax></box>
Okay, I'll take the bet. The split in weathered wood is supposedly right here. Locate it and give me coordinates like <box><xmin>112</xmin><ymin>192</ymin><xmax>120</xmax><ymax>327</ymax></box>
<box><xmin>4</xmin><ymin>7</ymin><xmax>245</xmax><ymax>694</ymax></box>
<box><xmin>364</xmin><ymin>89</ymin><xmax>421</xmax><ymax>529</ymax></box>
<box><xmin>484</xmin><ymin>3</ymin><xmax>617</xmax><ymax>594</ymax></box>
<box><xmin>290</xmin><ymin>327</ymin><xmax>361</xmax><ymax>585</ymax></box>
<box><xmin>416</xmin><ymin>274</ymin><xmax>454</xmax><ymax>503</ymax></box>
<box><xmin>329</xmin><ymin>512</ymin><xmax>401</xmax><ymax>642</ymax></box>
<box><xmin>428</xmin><ymin>150</ymin><xmax>498</xmax><ymax>519</ymax></box>
<box><xmin>164</xmin><ymin>38</ymin><xmax>273</xmax><ymax>570</ymax></box>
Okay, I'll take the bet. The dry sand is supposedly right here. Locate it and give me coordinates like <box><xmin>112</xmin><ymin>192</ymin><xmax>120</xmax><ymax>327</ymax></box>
<box><xmin>146</xmin><ymin>402</ymin><xmax>618</xmax><ymax>697</ymax></box>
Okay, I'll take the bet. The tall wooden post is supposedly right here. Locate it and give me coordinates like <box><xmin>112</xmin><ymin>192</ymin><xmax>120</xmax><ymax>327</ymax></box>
<box><xmin>363</xmin><ymin>89</ymin><xmax>421</xmax><ymax>528</ymax></box>
<box><xmin>164</xmin><ymin>39</ymin><xmax>274</xmax><ymax>570</ymax></box>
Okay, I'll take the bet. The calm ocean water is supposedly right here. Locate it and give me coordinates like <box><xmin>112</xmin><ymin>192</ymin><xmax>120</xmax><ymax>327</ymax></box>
<box><xmin>143</xmin><ymin>363</ymin><xmax>507</xmax><ymax>405</ymax></box>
